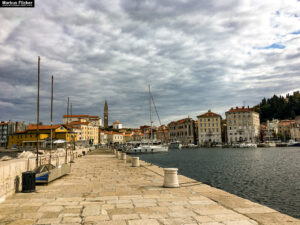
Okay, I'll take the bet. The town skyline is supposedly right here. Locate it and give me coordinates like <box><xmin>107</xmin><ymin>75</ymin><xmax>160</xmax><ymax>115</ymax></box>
<box><xmin>1</xmin><ymin>0</ymin><xmax>300</xmax><ymax>127</ymax></box>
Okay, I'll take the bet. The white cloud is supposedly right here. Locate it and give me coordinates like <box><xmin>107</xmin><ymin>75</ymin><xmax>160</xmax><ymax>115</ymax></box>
<box><xmin>0</xmin><ymin>0</ymin><xmax>299</xmax><ymax>126</ymax></box>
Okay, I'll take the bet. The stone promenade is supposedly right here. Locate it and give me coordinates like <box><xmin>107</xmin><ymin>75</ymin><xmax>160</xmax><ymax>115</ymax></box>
<box><xmin>0</xmin><ymin>150</ymin><xmax>299</xmax><ymax>225</ymax></box>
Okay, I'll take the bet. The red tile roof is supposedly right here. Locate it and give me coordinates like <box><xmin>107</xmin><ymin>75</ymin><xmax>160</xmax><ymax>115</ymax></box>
<box><xmin>155</xmin><ymin>130</ymin><xmax>168</xmax><ymax>133</ymax></box>
<box><xmin>169</xmin><ymin>118</ymin><xmax>195</xmax><ymax>125</ymax></box>
<box><xmin>63</xmin><ymin>115</ymin><xmax>89</xmax><ymax>118</ymax></box>
<box><xmin>104</xmin><ymin>131</ymin><xmax>123</xmax><ymax>135</ymax></box>
<box><xmin>0</xmin><ymin>122</ymin><xmax>8</xmax><ymax>125</ymax></box>
<box><xmin>88</xmin><ymin>116</ymin><xmax>99</xmax><ymax>118</ymax></box>
<box><xmin>27</xmin><ymin>124</ymin><xmax>62</xmax><ymax>130</ymax></box>
<box><xmin>278</xmin><ymin>120</ymin><xmax>295</xmax><ymax>126</ymax></box>
<box><xmin>226</xmin><ymin>106</ymin><xmax>253</xmax><ymax>113</ymax></box>
<box><xmin>15</xmin><ymin>130</ymin><xmax>26</xmax><ymax>134</ymax></box>
<box><xmin>197</xmin><ymin>111</ymin><xmax>221</xmax><ymax>118</ymax></box>
<box><xmin>70</xmin><ymin>121</ymin><xmax>90</xmax><ymax>125</ymax></box>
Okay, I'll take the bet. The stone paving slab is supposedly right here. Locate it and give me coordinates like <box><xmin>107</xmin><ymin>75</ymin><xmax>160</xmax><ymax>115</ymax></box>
<box><xmin>0</xmin><ymin>150</ymin><xmax>299</xmax><ymax>225</ymax></box>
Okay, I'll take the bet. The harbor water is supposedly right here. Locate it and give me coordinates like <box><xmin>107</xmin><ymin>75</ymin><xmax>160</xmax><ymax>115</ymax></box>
<box><xmin>136</xmin><ymin>147</ymin><xmax>300</xmax><ymax>219</ymax></box>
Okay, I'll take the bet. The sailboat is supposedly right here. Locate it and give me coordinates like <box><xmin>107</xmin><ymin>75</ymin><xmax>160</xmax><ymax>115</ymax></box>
<box><xmin>126</xmin><ymin>85</ymin><xmax>168</xmax><ymax>154</ymax></box>
<box><xmin>34</xmin><ymin>58</ymin><xmax>71</xmax><ymax>183</ymax></box>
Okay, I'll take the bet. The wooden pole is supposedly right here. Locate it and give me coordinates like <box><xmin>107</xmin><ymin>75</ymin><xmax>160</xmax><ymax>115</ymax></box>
<box><xmin>36</xmin><ymin>56</ymin><xmax>40</xmax><ymax>168</ymax></box>
<box><xmin>50</xmin><ymin>75</ymin><xmax>53</xmax><ymax>164</ymax></box>
<box><xmin>65</xmin><ymin>97</ymin><xmax>69</xmax><ymax>163</ymax></box>
<box><xmin>67</xmin><ymin>97</ymin><xmax>69</xmax><ymax>124</ymax></box>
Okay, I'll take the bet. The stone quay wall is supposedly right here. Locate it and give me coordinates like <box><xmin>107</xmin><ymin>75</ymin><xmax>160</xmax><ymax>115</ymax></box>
<box><xmin>0</xmin><ymin>147</ymin><xmax>90</xmax><ymax>203</ymax></box>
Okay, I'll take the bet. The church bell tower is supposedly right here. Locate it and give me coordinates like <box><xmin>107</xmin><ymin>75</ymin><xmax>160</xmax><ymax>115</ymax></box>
<box><xmin>104</xmin><ymin>100</ymin><xmax>108</xmax><ymax>128</ymax></box>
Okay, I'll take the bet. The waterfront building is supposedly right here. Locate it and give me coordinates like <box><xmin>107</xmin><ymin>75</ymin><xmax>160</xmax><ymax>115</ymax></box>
<box><xmin>221</xmin><ymin>119</ymin><xmax>228</xmax><ymax>143</ymax></box>
<box><xmin>168</xmin><ymin>117</ymin><xmax>197</xmax><ymax>145</ymax></box>
<box><xmin>197</xmin><ymin>110</ymin><xmax>222</xmax><ymax>145</ymax></box>
<box><xmin>0</xmin><ymin>121</ymin><xmax>27</xmax><ymax>148</ymax></box>
<box><xmin>155</xmin><ymin>125</ymin><xmax>169</xmax><ymax>143</ymax></box>
<box><xmin>278</xmin><ymin>120</ymin><xmax>295</xmax><ymax>141</ymax></box>
<box><xmin>123</xmin><ymin>133</ymin><xmax>132</xmax><ymax>142</ymax></box>
<box><xmin>70</xmin><ymin>121</ymin><xmax>99</xmax><ymax>146</ymax></box>
<box><xmin>62</xmin><ymin>115</ymin><xmax>102</xmax><ymax>127</ymax></box>
<box><xmin>226</xmin><ymin>106</ymin><xmax>260</xmax><ymax>143</ymax></box>
<box><xmin>264</xmin><ymin>119</ymin><xmax>279</xmax><ymax>141</ymax></box>
<box><xmin>0</xmin><ymin>122</ymin><xmax>8</xmax><ymax>148</ymax></box>
<box><xmin>132</xmin><ymin>129</ymin><xmax>144</xmax><ymax>141</ymax></box>
<box><xmin>99</xmin><ymin>129</ymin><xmax>108</xmax><ymax>145</ymax></box>
<box><xmin>104</xmin><ymin>100</ymin><xmax>108</xmax><ymax>128</ymax></box>
<box><xmin>7</xmin><ymin>124</ymin><xmax>77</xmax><ymax>149</ymax></box>
<box><xmin>105</xmin><ymin>131</ymin><xmax>124</xmax><ymax>145</ymax></box>
<box><xmin>290</xmin><ymin>122</ymin><xmax>300</xmax><ymax>141</ymax></box>
<box><xmin>113</xmin><ymin>120</ymin><xmax>122</xmax><ymax>130</ymax></box>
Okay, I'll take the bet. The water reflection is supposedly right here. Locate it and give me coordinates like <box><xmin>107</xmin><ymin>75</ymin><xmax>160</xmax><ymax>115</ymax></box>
<box><xmin>136</xmin><ymin>147</ymin><xmax>300</xmax><ymax>218</ymax></box>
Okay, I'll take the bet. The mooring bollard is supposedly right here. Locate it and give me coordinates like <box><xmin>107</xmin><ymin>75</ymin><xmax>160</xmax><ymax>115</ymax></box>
<box><xmin>117</xmin><ymin>151</ymin><xmax>122</xmax><ymax>159</ymax></box>
<box><xmin>115</xmin><ymin>150</ymin><xmax>119</xmax><ymax>158</ymax></box>
<box><xmin>163</xmin><ymin>168</ymin><xmax>179</xmax><ymax>188</ymax></box>
<box><xmin>131</xmin><ymin>157</ymin><xmax>140</xmax><ymax>167</ymax></box>
<box><xmin>121</xmin><ymin>153</ymin><xmax>126</xmax><ymax>160</ymax></box>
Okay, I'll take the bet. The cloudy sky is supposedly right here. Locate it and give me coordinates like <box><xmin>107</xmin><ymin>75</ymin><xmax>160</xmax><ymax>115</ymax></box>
<box><xmin>0</xmin><ymin>0</ymin><xmax>300</xmax><ymax>127</ymax></box>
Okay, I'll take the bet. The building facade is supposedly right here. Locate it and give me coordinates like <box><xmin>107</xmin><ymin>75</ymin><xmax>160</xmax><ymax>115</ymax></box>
<box><xmin>70</xmin><ymin>121</ymin><xmax>99</xmax><ymax>145</ymax></box>
<box><xmin>0</xmin><ymin>122</ymin><xmax>8</xmax><ymax>147</ymax></box>
<box><xmin>155</xmin><ymin>125</ymin><xmax>169</xmax><ymax>143</ymax></box>
<box><xmin>63</xmin><ymin>115</ymin><xmax>102</xmax><ymax>127</ymax></box>
<box><xmin>99</xmin><ymin>129</ymin><xmax>108</xmax><ymax>145</ymax></box>
<box><xmin>105</xmin><ymin>131</ymin><xmax>124</xmax><ymax>145</ymax></box>
<box><xmin>7</xmin><ymin>124</ymin><xmax>77</xmax><ymax>149</ymax></box>
<box><xmin>168</xmin><ymin>117</ymin><xmax>197</xmax><ymax>145</ymax></box>
<box><xmin>290</xmin><ymin>122</ymin><xmax>300</xmax><ymax>141</ymax></box>
<box><xmin>113</xmin><ymin>120</ymin><xmax>122</xmax><ymax>130</ymax></box>
<box><xmin>0</xmin><ymin>121</ymin><xmax>27</xmax><ymax>148</ymax></box>
<box><xmin>264</xmin><ymin>119</ymin><xmax>279</xmax><ymax>141</ymax></box>
<box><xmin>197</xmin><ymin>110</ymin><xmax>222</xmax><ymax>145</ymax></box>
<box><xmin>226</xmin><ymin>106</ymin><xmax>260</xmax><ymax>143</ymax></box>
<box><xmin>278</xmin><ymin>120</ymin><xmax>295</xmax><ymax>141</ymax></box>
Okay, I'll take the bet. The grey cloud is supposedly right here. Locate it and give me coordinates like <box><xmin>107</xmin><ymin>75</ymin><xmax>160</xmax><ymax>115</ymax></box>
<box><xmin>0</xmin><ymin>0</ymin><xmax>300</xmax><ymax>127</ymax></box>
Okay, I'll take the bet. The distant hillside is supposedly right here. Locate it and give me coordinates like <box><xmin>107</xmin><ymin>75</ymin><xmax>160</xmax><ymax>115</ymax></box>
<box><xmin>253</xmin><ymin>91</ymin><xmax>300</xmax><ymax>123</ymax></box>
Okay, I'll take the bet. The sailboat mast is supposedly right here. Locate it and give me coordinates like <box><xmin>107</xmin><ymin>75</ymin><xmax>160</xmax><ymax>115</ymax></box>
<box><xmin>50</xmin><ymin>75</ymin><xmax>53</xmax><ymax>151</ymax></box>
<box><xmin>149</xmin><ymin>85</ymin><xmax>153</xmax><ymax>144</ymax></box>
<box><xmin>36</xmin><ymin>56</ymin><xmax>40</xmax><ymax>167</ymax></box>
<box><xmin>67</xmin><ymin>97</ymin><xmax>69</xmax><ymax>124</ymax></box>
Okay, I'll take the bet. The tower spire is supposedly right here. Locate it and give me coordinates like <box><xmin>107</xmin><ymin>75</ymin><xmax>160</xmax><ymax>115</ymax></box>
<box><xmin>104</xmin><ymin>100</ymin><xmax>108</xmax><ymax>129</ymax></box>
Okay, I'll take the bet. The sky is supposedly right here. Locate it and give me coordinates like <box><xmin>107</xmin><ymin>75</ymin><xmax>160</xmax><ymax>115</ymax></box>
<box><xmin>0</xmin><ymin>0</ymin><xmax>300</xmax><ymax>128</ymax></box>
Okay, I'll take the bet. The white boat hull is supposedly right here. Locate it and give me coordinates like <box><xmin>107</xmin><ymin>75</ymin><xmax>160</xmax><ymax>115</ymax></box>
<box><xmin>126</xmin><ymin>145</ymin><xmax>168</xmax><ymax>154</ymax></box>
